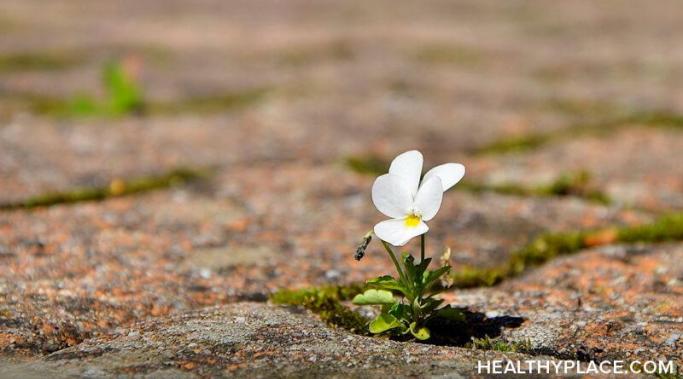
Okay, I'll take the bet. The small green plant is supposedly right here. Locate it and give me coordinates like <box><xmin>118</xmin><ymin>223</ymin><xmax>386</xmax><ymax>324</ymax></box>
<box><xmin>353</xmin><ymin>150</ymin><xmax>465</xmax><ymax>340</ymax></box>
<box><xmin>353</xmin><ymin>237</ymin><xmax>464</xmax><ymax>340</ymax></box>
<box><xmin>65</xmin><ymin>60</ymin><xmax>144</xmax><ymax>117</ymax></box>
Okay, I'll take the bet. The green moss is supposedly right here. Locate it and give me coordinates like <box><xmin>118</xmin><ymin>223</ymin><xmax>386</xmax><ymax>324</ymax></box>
<box><xmin>0</xmin><ymin>51</ymin><xmax>85</xmax><ymax>73</ymax></box>
<box><xmin>449</xmin><ymin>266</ymin><xmax>507</xmax><ymax>288</ymax></box>
<box><xmin>476</xmin><ymin>110</ymin><xmax>683</xmax><ymax>155</ymax></box>
<box><xmin>270</xmin><ymin>284</ymin><xmax>368</xmax><ymax>334</ymax></box>
<box><xmin>0</xmin><ymin>91</ymin><xmax>64</xmax><ymax>115</ymax></box>
<box><xmin>344</xmin><ymin>155</ymin><xmax>388</xmax><ymax>176</ymax></box>
<box><xmin>450</xmin><ymin>212</ymin><xmax>683</xmax><ymax>288</ymax></box>
<box><xmin>542</xmin><ymin>98</ymin><xmax>622</xmax><ymax>117</ymax></box>
<box><xmin>475</xmin><ymin>133</ymin><xmax>552</xmax><ymax>155</ymax></box>
<box><xmin>460</xmin><ymin>171</ymin><xmax>611</xmax><ymax>205</ymax></box>
<box><xmin>617</xmin><ymin>213</ymin><xmax>683</xmax><ymax>243</ymax></box>
<box><xmin>0</xmin><ymin>167</ymin><xmax>209</xmax><ymax>211</ymax></box>
<box><xmin>631</xmin><ymin>111</ymin><xmax>683</xmax><ymax>128</ymax></box>
<box><xmin>450</xmin><ymin>230</ymin><xmax>590</xmax><ymax>288</ymax></box>
<box><xmin>468</xmin><ymin>336</ymin><xmax>533</xmax><ymax>353</ymax></box>
<box><xmin>147</xmin><ymin>88</ymin><xmax>268</xmax><ymax>115</ymax></box>
<box><xmin>413</xmin><ymin>44</ymin><xmax>485</xmax><ymax>66</ymax></box>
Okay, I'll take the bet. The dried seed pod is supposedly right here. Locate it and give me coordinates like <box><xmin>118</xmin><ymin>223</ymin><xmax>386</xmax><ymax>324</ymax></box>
<box><xmin>354</xmin><ymin>232</ymin><xmax>373</xmax><ymax>261</ymax></box>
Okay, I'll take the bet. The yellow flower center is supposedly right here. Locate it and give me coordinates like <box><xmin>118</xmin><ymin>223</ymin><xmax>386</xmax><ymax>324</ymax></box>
<box><xmin>404</xmin><ymin>214</ymin><xmax>421</xmax><ymax>228</ymax></box>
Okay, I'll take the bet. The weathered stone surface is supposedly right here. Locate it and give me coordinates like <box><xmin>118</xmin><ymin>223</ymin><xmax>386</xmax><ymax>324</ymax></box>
<box><xmin>0</xmin><ymin>303</ymin><xmax>548</xmax><ymax>378</ymax></box>
<box><xmin>0</xmin><ymin>175</ymin><xmax>648</xmax><ymax>354</ymax></box>
<box><xmin>472</xmin><ymin>128</ymin><xmax>683</xmax><ymax>211</ymax></box>
<box><xmin>1</xmin><ymin>0</ymin><xmax>683</xmax><ymax>376</ymax></box>
<box><xmin>443</xmin><ymin>243</ymin><xmax>683</xmax><ymax>363</ymax></box>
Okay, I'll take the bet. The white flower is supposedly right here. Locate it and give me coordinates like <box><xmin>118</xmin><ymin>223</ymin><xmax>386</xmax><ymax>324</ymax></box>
<box><xmin>371</xmin><ymin>150</ymin><xmax>465</xmax><ymax>246</ymax></box>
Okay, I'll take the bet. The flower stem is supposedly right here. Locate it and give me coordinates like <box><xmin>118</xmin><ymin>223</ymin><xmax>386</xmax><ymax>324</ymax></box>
<box><xmin>381</xmin><ymin>240</ymin><xmax>407</xmax><ymax>284</ymax></box>
<box><xmin>420</xmin><ymin>234</ymin><xmax>425</xmax><ymax>263</ymax></box>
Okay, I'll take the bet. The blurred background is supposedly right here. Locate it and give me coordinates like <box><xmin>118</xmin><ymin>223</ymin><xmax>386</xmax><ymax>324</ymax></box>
<box><xmin>1</xmin><ymin>0</ymin><xmax>683</xmax><ymax>360</ymax></box>
<box><xmin>2</xmin><ymin>0</ymin><xmax>683</xmax><ymax>204</ymax></box>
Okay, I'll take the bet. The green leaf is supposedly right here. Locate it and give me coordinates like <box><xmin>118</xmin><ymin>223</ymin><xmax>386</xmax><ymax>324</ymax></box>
<box><xmin>103</xmin><ymin>61</ymin><xmax>143</xmax><ymax>115</ymax></box>
<box><xmin>422</xmin><ymin>265</ymin><xmax>451</xmax><ymax>288</ymax></box>
<box><xmin>402</xmin><ymin>253</ymin><xmax>416</xmax><ymax>283</ymax></box>
<box><xmin>388</xmin><ymin>303</ymin><xmax>412</xmax><ymax>320</ymax></box>
<box><xmin>403</xmin><ymin>253</ymin><xmax>433</xmax><ymax>290</ymax></box>
<box><xmin>351</xmin><ymin>289</ymin><xmax>396</xmax><ymax>305</ymax></box>
<box><xmin>419</xmin><ymin>297</ymin><xmax>444</xmax><ymax>313</ymax></box>
<box><xmin>369</xmin><ymin>313</ymin><xmax>403</xmax><ymax>334</ymax></box>
<box><xmin>409</xmin><ymin>322</ymin><xmax>430</xmax><ymax>340</ymax></box>
<box><xmin>366</xmin><ymin>275</ymin><xmax>405</xmax><ymax>292</ymax></box>
<box><xmin>415</xmin><ymin>258</ymin><xmax>432</xmax><ymax>277</ymax></box>
<box><xmin>403</xmin><ymin>254</ymin><xmax>430</xmax><ymax>278</ymax></box>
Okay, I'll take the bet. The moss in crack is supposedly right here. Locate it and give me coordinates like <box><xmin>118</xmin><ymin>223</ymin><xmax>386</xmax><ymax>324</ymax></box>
<box><xmin>7</xmin><ymin>87</ymin><xmax>268</xmax><ymax>118</ymax></box>
<box><xmin>344</xmin><ymin>155</ymin><xmax>389</xmax><ymax>176</ymax></box>
<box><xmin>449</xmin><ymin>266</ymin><xmax>508</xmax><ymax>289</ymax></box>
<box><xmin>474</xmin><ymin>134</ymin><xmax>552</xmax><ymax>155</ymax></box>
<box><xmin>459</xmin><ymin>170</ymin><xmax>610</xmax><ymax>205</ymax></box>
<box><xmin>0</xmin><ymin>167</ymin><xmax>210</xmax><ymax>211</ymax></box>
<box><xmin>541</xmin><ymin>98</ymin><xmax>621</xmax><ymax>117</ymax></box>
<box><xmin>617</xmin><ymin>212</ymin><xmax>683</xmax><ymax>243</ymax></box>
<box><xmin>451</xmin><ymin>230</ymin><xmax>594</xmax><ymax>288</ymax></box>
<box><xmin>269</xmin><ymin>284</ymin><xmax>368</xmax><ymax>334</ymax></box>
<box><xmin>0</xmin><ymin>50</ymin><xmax>86</xmax><ymax>73</ymax></box>
<box><xmin>468</xmin><ymin>336</ymin><xmax>533</xmax><ymax>353</ymax></box>
<box><xmin>146</xmin><ymin>88</ymin><xmax>268</xmax><ymax>115</ymax></box>
<box><xmin>450</xmin><ymin>212</ymin><xmax>683</xmax><ymax>288</ymax></box>
<box><xmin>413</xmin><ymin>44</ymin><xmax>485</xmax><ymax>67</ymax></box>
<box><xmin>475</xmin><ymin>110</ymin><xmax>683</xmax><ymax>155</ymax></box>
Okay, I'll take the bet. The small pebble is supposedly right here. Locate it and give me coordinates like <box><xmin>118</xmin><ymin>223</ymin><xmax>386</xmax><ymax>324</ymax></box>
<box><xmin>664</xmin><ymin>333</ymin><xmax>680</xmax><ymax>346</ymax></box>
<box><xmin>199</xmin><ymin>269</ymin><xmax>212</xmax><ymax>279</ymax></box>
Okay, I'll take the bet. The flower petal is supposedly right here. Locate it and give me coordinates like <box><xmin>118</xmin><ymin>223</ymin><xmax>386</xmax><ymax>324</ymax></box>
<box><xmin>423</xmin><ymin>163</ymin><xmax>465</xmax><ymax>192</ymax></box>
<box><xmin>388</xmin><ymin>150</ymin><xmax>423</xmax><ymax>197</ymax></box>
<box><xmin>413</xmin><ymin>176</ymin><xmax>443</xmax><ymax>221</ymax></box>
<box><xmin>371</xmin><ymin>174</ymin><xmax>412</xmax><ymax>219</ymax></box>
<box><xmin>374</xmin><ymin>218</ymin><xmax>429</xmax><ymax>246</ymax></box>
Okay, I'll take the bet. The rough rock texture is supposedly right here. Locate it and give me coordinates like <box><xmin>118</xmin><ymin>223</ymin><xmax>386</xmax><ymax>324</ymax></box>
<box><xmin>0</xmin><ymin>303</ymin><xmax>552</xmax><ymax>378</ymax></box>
<box><xmin>1</xmin><ymin>0</ymin><xmax>683</xmax><ymax>376</ymax></box>
<box><xmin>443</xmin><ymin>243</ymin><xmax>683</xmax><ymax>363</ymax></box>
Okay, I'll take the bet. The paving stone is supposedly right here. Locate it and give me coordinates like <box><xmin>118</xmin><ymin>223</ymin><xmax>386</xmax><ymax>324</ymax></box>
<box><xmin>0</xmin><ymin>303</ymin><xmax>553</xmax><ymax>378</ymax></box>
<box><xmin>0</xmin><ymin>163</ymin><xmax>650</xmax><ymax>354</ymax></box>
<box><xmin>442</xmin><ymin>243</ymin><xmax>683</xmax><ymax>363</ymax></box>
<box><xmin>1</xmin><ymin>0</ymin><xmax>682</xmax><ymax>376</ymax></box>
<box><xmin>471</xmin><ymin>128</ymin><xmax>683</xmax><ymax>212</ymax></box>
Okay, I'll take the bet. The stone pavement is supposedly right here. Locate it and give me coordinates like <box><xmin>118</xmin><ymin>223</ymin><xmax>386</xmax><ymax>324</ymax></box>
<box><xmin>1</xmin><ymin>0</ymin><xmax>682</xmax><ymax>377</ymax></box>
